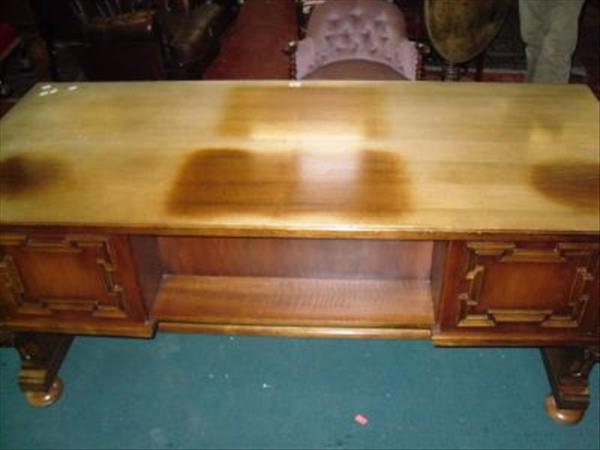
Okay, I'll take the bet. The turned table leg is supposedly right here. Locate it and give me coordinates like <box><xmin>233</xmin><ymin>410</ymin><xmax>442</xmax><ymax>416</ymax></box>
<box><xmin>14</xmin><ymin>333</ymin><xmax>73</xmax><ymax>408</ymax></box>
<box><xmin>441</xmin><ymin>61</ymin><xmax>463</xmax><ymax>81</ymax></box>
<box><xmin>541</xmin><ymin>346</ymin><xmax>600</xmax><ymax>425</ymax></box>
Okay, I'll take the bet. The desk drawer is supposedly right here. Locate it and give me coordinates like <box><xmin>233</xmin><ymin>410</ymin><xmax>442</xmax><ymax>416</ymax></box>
<box><xmin>438</xmin><ymin>241</ymin><xmax>599</xmax><ymax>337</ymax></box>
<box><xmin>0</xmin><ymin>233</ymin><xmax>151</xmax><ymax>336</ymax></box>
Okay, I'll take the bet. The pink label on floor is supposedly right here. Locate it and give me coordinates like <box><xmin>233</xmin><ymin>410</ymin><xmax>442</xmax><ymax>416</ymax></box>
<box><xmin>354</xmin><ymin>414</ymin><xmax>369</xmax><ymax>425</ymax></box>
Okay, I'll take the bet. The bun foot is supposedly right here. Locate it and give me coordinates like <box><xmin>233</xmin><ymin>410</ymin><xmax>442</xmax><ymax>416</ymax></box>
<box><xmin>24</xmin><ymin>377</ymin><xmax>64</xmax><ymax>408</ymax></box>
<box><xmin>544</xmin><ymin>394</ymin><xmax>584</xmax><ymax>425</ymax></box>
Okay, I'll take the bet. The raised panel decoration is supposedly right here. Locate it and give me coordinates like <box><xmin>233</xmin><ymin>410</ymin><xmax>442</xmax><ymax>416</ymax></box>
<box><xmin>0</xmin><ymin>234</ymin><xmax>131</xmax><ymax>320</ymax></box>
<box><xmin>456</xmin><ymin>242</ymin><xmax>599</xmax><ymax>329</ymax></box>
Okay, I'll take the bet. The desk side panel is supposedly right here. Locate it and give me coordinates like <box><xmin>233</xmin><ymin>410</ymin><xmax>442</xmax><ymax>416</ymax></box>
<box><xmin>0</xmin><ymin>232</ymin><xmax>154</xmax><ymax>337</ymax></box>
<box><xmin>434</xmin><ymin>239</ymin><xmax>600</xmax><ymax>346</ymax></box>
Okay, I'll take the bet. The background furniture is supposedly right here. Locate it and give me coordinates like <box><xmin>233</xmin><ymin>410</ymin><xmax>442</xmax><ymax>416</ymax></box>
<box><xmin>69</xmin><ymin>0</ymin><xmax>237</xmax><ymax>80</ymax></box>
<box><xmin>289</xmin><ymin>0</ymin><xmax>424</xmax><ymax>80</ymax></box>
<box><xmin>0</xmin><ymin>0</ymin><xmax>52</xmax><ymax>80</ymax></box>
<box><xmin>424</xmin><ymin>0</ymin><xmax>511</xmax><ymax>80</ymax></box>
<box><xmin>0</xmin><ymin>24</ymin><xmax>21</xmax><ymax>97</ymax></box>
<box><xmin>0</xmin><ymin>81</ymin><xmax>598</xmax><ymax>424</ymax></box>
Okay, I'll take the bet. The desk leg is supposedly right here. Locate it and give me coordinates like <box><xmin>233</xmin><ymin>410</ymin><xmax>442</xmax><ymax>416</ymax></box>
<box><xmin>14</xmin><ymin>333</ymin><xmax>73</xmax><ymax>407</ymax></box>
<box><xmin>541</xmin><ymin>346</ymin><xmax>600</xmax><ymax>425</ymax></box>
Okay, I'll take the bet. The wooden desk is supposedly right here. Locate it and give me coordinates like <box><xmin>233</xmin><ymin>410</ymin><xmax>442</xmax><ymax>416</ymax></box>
<box><xmin>0</xmin><ymin>81</ymin><xmax>598</xmax><ymax>423</ymax></box>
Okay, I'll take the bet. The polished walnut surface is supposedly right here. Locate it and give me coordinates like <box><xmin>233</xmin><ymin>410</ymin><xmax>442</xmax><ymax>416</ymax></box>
<box><xmin>0</xmin><ymin>81</ymin><xmax>598</xmax><ymax>236</ymax></box>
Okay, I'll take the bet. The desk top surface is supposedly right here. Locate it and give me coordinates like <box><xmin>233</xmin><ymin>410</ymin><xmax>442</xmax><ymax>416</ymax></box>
<box><xmin>0</xmin><ymin>81</ymin><xmax>598</xmax><ymax>237</ymax></box>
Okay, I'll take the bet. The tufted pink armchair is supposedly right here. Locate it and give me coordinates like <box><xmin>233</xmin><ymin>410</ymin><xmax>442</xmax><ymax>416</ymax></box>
<box><xmin>290</xmin><ymin>0</ymin><xmax>425</xmax><ymax>80</ymax></box>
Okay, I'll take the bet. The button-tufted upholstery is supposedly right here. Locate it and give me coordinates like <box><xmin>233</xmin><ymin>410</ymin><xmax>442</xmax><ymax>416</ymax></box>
<box><xmin>294</xmin><ymin>0</ymin><xmax>419</xmax><ymax>80</ymax></box>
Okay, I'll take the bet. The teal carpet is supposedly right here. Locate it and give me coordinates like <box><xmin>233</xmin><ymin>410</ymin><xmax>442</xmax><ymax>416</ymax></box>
<box><xmin>1</xmin><ymin>334</ymin><xmax>598</xmax><ymax>449</ymax></box>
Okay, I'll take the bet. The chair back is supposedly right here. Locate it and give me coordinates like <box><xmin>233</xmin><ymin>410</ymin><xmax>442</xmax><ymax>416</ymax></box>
<box><xmin>295</xmin><ymin>0</ymin><xmax>418</xmax><ymax>79</ymax></box>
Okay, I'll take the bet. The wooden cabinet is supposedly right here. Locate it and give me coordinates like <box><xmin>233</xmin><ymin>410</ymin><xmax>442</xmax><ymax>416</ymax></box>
<box><xmin>436</xmin><ymin>241</ymin><xmax>600</xmax><ymax>342</ymax></box>
<box><xmin>0</xmin><ymin>234</ymin><xmax>152</xmax><ymax>337</ymax></box>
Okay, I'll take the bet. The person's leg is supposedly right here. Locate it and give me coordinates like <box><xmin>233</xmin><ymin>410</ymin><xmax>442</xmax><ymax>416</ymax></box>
<box><xmin>531</xmin><ymin>0</ymin><xmax>585</xmax><ymax>83</ymax></box>
<box><xmin>519</xmin><ymin>0</ymin><xmax>548</xmax><ymax>82</ymax></box>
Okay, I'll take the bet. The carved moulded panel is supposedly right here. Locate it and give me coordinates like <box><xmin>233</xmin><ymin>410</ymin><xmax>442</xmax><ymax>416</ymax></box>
<box><xmin>457</xmin><ymin>242</ymin><xmax>599</xmax><ymax>329</ymax></box>
<box><xmin>0</xmin><ymin>234</ymin><xmax>129</xmax><ymax>320</ymax></box>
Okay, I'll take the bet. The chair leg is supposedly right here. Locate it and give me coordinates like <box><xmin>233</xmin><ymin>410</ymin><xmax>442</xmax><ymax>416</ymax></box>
<box><xmin>0</xmin><ymin>60</ymin><xmax>13</xmax><ymax>98</ymax></box>
<box><xmin>415</xmin><ymin>42</ymin><xmax>430</xmax><ymax>81</ymax></box>
<box><xmin>23</xmin><ymin>33</ymin><xmax>52</xmax><ymax>81</ymax></box>
<box><xmin>474</xmin><ymin>51</ymin><xmax>486</xmax><ymax>81</ymax></box>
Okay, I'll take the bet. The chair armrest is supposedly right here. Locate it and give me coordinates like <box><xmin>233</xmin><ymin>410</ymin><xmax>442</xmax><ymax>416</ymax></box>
<box><xmin>84</xmin><ymin>10</ymin><xmax>158</xmax><ymax>44</ymax></box>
